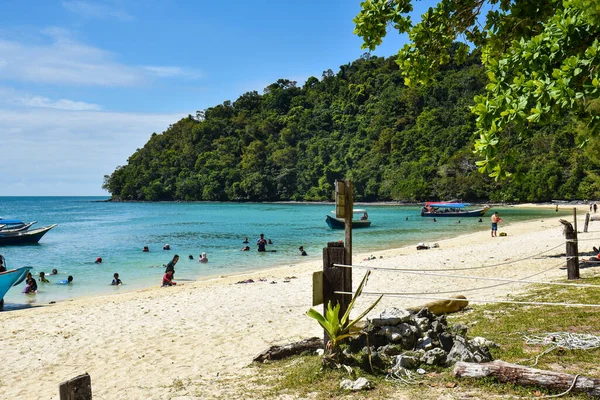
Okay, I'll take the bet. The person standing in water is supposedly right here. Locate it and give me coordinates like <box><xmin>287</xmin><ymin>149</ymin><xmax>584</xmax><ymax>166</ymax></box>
<box><xmin>165</xmin><ymin>254</ymin><xmax>179</xmax><ymax>276</ymax></box>
<box><xmin>257</xmin><ymin>234</ymin><xmax>268</xmax><ymax>252</ymax></box>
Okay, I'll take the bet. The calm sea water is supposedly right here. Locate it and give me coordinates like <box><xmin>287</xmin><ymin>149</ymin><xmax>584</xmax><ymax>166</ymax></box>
<box><xmin>1</xmin><ymin>197</ymin><xmax>568</xmax><ymax>306</ymax></box>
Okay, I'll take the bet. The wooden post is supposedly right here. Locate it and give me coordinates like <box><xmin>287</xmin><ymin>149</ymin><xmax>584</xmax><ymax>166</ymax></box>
<box><xmin>322</xmin><ymin>241</ymin><xmax>349</xmax><ymax>346</ymax></box>
<box><xmin>584</xmin><ymin>213</ymin><xmax>590</xmax><ymax>233</ymax></box>
<box><xmin>59</xmin><ymin>373</ymin><xmax>92</xmax><ymax>400</ymax></box>
<box><xmin>573</xmin><ymin>207</ymin><xmax>578</xmax><ymax>234</ymax></box>
<box><xmin>344</xmin><ymin>180</ymin><xmax>353</xmax><ymax>267</ymax></box>
<box><xmin>559</xmin><ymin>219</ymin><xmax>580</xmax><ymax>280</ymax></box>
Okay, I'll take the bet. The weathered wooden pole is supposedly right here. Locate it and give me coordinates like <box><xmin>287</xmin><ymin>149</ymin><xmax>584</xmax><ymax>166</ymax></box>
<box><xmin>322</xmin><ymin>241</ymin><xmax>346</xmax><ymax>346</ymax></box>
<box><xmin>59</xmin><ymin>373</ymin><xmax>92</xmax><ymax>400</ymax></box>
<box><xmin>559</xmin><ymin>218</ymin><xmax>580</xmax><ymax>280</ymax></box>
<box><xmin>584</xmin><ymin>212</ymin><xmax>590</xmax><ymax>233</ymax></box>
<box><xmin>573</xmin><ymin>207</ymin><xmax>578</xmax><ymax>234</ymax></box>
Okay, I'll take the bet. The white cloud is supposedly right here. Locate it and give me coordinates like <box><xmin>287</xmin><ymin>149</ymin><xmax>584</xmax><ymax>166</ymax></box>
<box><xmin>142</xmin><ymin>66</ymin><xmax>203</xmax><ymax>79</ymax></box>
<box><xmin>0</xmin><ymin>108</ymin><xmax>186</xmax><ymax>195</ymax></box>
<box><xmin>62</xmin><ymin>0</ymin><xmax>134</xmax><ymax>21</ymax></box>
<box><xmin>0</xmin><ymin>88</ymin><xmax>101</xmax><ymax>111</ymax></box>
<box><xmin>0</xmin><ymin>29</ymin><xmax>202</xmax><ymax>87</ymax></box>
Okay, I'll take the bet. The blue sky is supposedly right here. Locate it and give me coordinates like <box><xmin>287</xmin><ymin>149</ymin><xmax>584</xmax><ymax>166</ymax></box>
<box><xmin>0</xmin><ymin>0</ymin><xmax>434</xmax><ymax>196</ymax></box>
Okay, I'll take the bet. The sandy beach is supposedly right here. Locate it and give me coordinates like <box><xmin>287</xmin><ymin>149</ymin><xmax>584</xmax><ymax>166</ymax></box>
<box><xmin>1</xmin><ymin>205</ymin><xmax>597</xmax><ymax>399</ymax></box>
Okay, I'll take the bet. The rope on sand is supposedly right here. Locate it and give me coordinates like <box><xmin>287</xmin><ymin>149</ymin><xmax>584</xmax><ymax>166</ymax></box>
<box><xmin>336</xmin><ymin>242</ymin><xmax>566</xmax><ymax>273</ymax></box>
<box><xmin>335</xmin><ymin>262</ymin><xmax>600</xmax><ymax>289</ymax></box>
<box><xmin>333</xmin><ymin>292</ymin><xmax>600</xmax><ymax>308</ymax></box>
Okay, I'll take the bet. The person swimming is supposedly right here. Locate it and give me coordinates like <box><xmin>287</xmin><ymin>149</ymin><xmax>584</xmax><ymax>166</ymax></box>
<box><xmin>38</xmin><ymin>271</ymin><xmax>49</xmax><ymax>283</ymax></box>
<box><xmin>57</xmin><ymin>276</ymin><xmax>73</xmax><ymax>285</ymax></box>
<box><xmin>143</xmin><ymin>246</ymin><xmax>150</xmax><ymax>252</ymax></box>
<box><xmin>163</xmin><ymin>244</ymin><xmax>171</xmax><ymax>250</ymax></box>
<box><xmin>243</xmin><ymin>237</ymin><xmax>249</xmax><ymax>244</ymax></box>
<box><xmin>95</xmin><ymin>257</ymin><xmax>103</xmax><ymax>264</ymax></box>
<box><xmin>50</xmin><ymin>268</ymin><xmax>58</xmax><ymax>275</ymax></box>
<box><xmin>241</xmin><ymin>246</ymin><xmax>250</xmax><ymax>251</ymax></box>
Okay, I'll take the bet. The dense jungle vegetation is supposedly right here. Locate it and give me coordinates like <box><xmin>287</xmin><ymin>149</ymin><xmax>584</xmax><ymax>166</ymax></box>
<box><xmin>103</xmin><ymin>50</ymin><xmax>600</xmax><ymax>202</ymax></box>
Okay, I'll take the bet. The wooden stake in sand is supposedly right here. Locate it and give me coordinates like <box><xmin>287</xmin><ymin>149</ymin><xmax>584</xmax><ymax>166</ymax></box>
<box><xmin>59</xmin><ymin>373</ymin><xmax>92</xmax><ymax>400</ymax></box>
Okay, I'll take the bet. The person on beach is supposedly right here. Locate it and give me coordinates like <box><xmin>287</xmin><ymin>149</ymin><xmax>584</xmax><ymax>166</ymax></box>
<box><xmin>50</xmin><ymin>268</ymin><xmax>58</xmax><ymax>275</ymax></box>
<box><xmin>162</xmin><ymin>270</ymin><xmax>177</xmax><ymax>286</ymax></box>
<box><xmin>491</xmin><ymin>212</ymin><xmax>502</xmax><ymax>237</ymax></box>
<box><xmin>57</xmin><ymin>276</ymin><xmax>73</xmax><ymax>285</ymax></box>
<box><xmin>111</xmin><ymin>273</ymin><xmax>122</xmax><ymax>285</ymax></box>
<box><xmin>38</xmin><ymin>271</ymin><xmax>49</xmax><ymax>283</ymax></box>
<box><xmin>198</xmin><ymin>252</ymin><xmax>208</xmax><ymax>263</ymax></box>
<box><xmin>165</xmin><ymin>254</ymin><xmax>179</xmax><ymax>276</ymax></box>
<box><xmin>299</xmin><ymin>246</ymin><xmax>308</xmax><ymax>256</ymax></box>
<box><xmin>257</xmin><ymin>234</ymin><xmax>268</xmax><ymax>252</ymax></box>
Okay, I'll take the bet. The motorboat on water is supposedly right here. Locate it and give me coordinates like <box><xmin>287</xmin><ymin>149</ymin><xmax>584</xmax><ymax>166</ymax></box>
<box><xmin>420</xmin><ymin>202</ymin><xmax>490</xmax><ymax>217</ymax></box>
<box><xmin>0</xmin><ymin>266</ymin><xmax>32</xmax><ymax>308</ymax></box>
<box><xmin>0</xmin><ymin>224</ymin><xmax>58</xmax><ymax>245</ymax></box>
<box><xmin>325</xmin><ymin>209</ymin><xmax>371</xmax><ymax>229</ymax></box>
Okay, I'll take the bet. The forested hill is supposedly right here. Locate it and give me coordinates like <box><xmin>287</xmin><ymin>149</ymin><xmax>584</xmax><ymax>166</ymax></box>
<box><xmin>103</xmin><ymin>52</ymin><xmax>599</xmax><ymax>202</ymax></box>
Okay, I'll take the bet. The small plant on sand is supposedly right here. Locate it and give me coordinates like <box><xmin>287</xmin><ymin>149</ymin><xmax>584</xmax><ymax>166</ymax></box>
<box><xmin>306</xmin><ymin>270</ymin><xmax>382</xmax><ymax>367</ymax></box>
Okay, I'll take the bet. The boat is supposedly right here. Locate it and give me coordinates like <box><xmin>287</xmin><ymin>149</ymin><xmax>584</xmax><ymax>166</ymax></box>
<box><xmin>0</xmin><ymin>221</ymin><xmax>37</xmax><ymax>233</ymax></box>
<box><xmin>0</xmin><ymin>224</ymin><xmax>58</xmax><ymax>245</ymax></box>
<box><xmin>326</xmin><ymin>209</ymin><xmax>371</xmax><ymax>229</ymax></box>
<box><xmin>0</xmin><ymin>266</ymin><xmax>33</xmax><ymax>308</ymax></box>
<box><xmin>0</xmin><ymin>219</ymin><xmax>30</xmax><ymax>230</ymax></box>
<box><xmin>420</xmin><ymin>202</ymin><xmax>490</xmax><ymax>217</ymax></box>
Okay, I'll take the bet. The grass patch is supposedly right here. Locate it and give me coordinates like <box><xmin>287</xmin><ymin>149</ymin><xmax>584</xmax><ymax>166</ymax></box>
<box><xmin>258</xmin><ymin>271</ymin><xmax>600</xmax><ymax>399</ymax></box>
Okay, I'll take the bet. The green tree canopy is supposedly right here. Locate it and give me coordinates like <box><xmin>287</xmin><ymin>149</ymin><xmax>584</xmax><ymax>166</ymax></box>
<box><xmin>354</xmin><ymin>0</ymin><xmax>600</xmax><ymax>178</ymax></box>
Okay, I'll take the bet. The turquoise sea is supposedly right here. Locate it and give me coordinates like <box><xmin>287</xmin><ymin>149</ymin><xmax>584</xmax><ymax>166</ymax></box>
<box><xmin>1</xmin><ymin>197</ymin><xmax>568</xmax><ymax>307</ymax></box>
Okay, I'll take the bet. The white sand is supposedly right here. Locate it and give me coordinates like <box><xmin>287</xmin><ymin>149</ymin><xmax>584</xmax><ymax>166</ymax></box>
<box><xmin>1</xmin><ymin>205</ymin><xmax>597</xmax><ymax>399</ymax></box>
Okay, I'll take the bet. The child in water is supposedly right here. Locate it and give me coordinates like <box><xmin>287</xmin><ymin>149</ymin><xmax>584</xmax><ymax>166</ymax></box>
<box><xmin>111</xmin><ymin>273</ymin><xmax>122</xmax><ymax>285</ymax></box>
<box><xmin>57</xmin><ymin>276</ymin><xmax>73</xmax><ymax>285</ymax></box>
<box><xmin>162</xmin><ymin>270</ymin><xmax>177</xmax><ymax>286</ymax></box>
<box><xmin>38</xmin><ymin>271</ymin><xmax>49</xmax><ymax>283</ymax></box>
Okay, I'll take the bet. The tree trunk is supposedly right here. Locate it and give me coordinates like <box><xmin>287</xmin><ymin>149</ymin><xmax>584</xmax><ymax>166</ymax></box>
<box><xmin>454</xmin><ymin>360</ymin><xmax>600</xmax><ymax>396</ymax></box>
<box><xmin>253</xmin><ymin>337</ymin><xmax>323</xmax><ymax>362</ymax></box>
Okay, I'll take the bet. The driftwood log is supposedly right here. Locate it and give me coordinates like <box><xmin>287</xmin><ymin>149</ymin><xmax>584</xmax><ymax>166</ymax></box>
<box><xmin>253</xmin><ymin>337</ymin><xmax>323</xmax><ymax>362</ymax></box>
<box><xmin>454</xmin><ymin>360</ymin><xmax>600</xmax><ymax>396</ymax></box>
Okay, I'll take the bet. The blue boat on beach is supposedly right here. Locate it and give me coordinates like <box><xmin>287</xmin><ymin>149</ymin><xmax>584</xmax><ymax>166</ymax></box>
<box><xmin>420</xmin><ymin>202</ymin><xmax>490</xmax><ymax>218</ymax></box>
<box><xmin>0</xmin><ymin>266</ymin><xmax>32</xmax><ymax>308</ymax></box>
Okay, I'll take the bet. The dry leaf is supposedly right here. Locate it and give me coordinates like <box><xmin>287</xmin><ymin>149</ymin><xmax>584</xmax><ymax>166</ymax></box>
<box><xmin>445</xmin><ymin>382</ymin><xmax>457</xmax><ymax>388</ymax></box>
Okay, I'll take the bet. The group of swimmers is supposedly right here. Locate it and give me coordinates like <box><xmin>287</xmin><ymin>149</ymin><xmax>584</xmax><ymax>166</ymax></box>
<box><xmin>21</xmin><ymin>269</ymin><xmax>74</xmax><ymax>294</ymax></box>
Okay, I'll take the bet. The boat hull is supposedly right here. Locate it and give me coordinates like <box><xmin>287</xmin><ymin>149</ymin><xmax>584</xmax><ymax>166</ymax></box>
<box><xmin>325</xmin><ymin>215</ymin><xmax>371</xmax><ymax>229</ymax></box>
<box><xmin>0</xmin><ymin>266</ymin><xmax>33</xmax><ymax>305</ymax></box>
<box><xmin>421</xmin><ymin>208</ymin><xmax>490</xmax><ymax>217</ymax></box>
<box><xmin>0</xmin><ymin>224</ymin><xmax>57</xmax><ymax>245</ymax></box>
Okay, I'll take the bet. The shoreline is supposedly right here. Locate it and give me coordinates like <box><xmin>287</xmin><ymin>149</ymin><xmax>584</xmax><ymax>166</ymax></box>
<box><xmin>2</xmin><ymin>204</ymin><xmax>584</xmax><ymax>308</ymax></box>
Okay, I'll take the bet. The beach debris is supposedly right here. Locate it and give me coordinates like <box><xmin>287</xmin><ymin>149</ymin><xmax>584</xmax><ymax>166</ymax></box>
<box><xmin>454</xmin><ymin>360</ymin><xmax>600</xmax><ymax>397</ymax></box>
<box><xmin>236</xmin><ymin>279</ymin><xmax>254</xmax><ymax>284</ymax></box>
<box><xmin>407</xmin><ymin>295</ymin><xmax>469</xmax><ymax>316</ymax></box>
<box><xmin>340</xmin><ymin>377</ymin><xmax>373</xmax><ymax>391</ymax></box>
<box><xmin>253</xmin><ymin>337</ymin><xmax>323</xmax><ymax>362</ymax></box>
<box><xmin>416</xmin><ymin>243</ymin><xmax>430</xmax><ymax>250</ymax></box>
